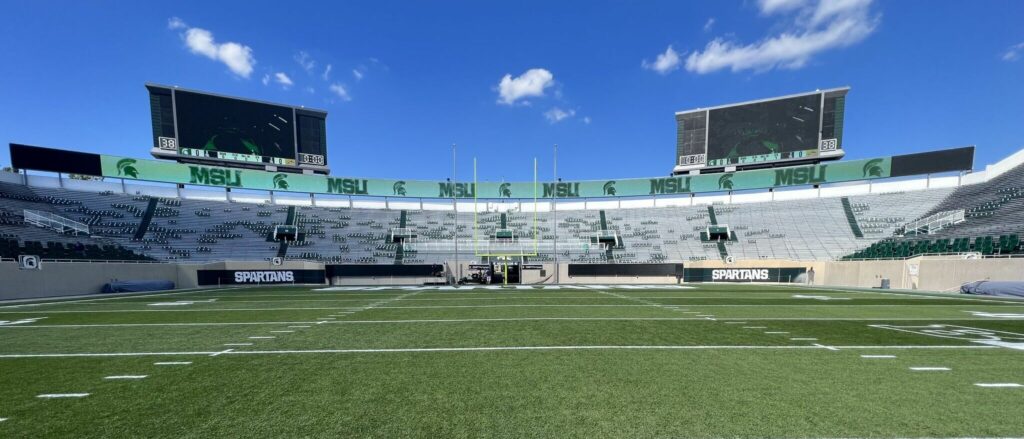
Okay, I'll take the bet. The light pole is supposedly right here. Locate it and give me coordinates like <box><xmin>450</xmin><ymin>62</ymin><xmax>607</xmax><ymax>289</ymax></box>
<box><xmin>553</xmin><ymin>144</ymin><xmax>558</xmax><ymax>284</ymax></box>
<box><xmin>452</xmin><ymin>143</ymin><xmax>458</xmax><ymax>284</ymax></box>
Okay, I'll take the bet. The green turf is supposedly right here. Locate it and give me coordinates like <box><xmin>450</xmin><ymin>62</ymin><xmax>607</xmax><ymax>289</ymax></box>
<box><xmin>2</xmin><ymin>284</ymin><xmax>1023</xmax><ymax>438</ymax></box>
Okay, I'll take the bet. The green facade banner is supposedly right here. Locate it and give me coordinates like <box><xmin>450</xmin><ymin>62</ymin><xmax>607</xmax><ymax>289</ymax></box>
<box><xmin>101</xmin><ymin>155</ymin><xmax>892</xmax><ymax>199</ymax></box>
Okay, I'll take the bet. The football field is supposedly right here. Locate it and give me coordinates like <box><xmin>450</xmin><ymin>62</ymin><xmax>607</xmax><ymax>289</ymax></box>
<box><xmin>1</xmin><ymin>283</ymin><xmax>1023</xmax><ymax>438</ymax></box>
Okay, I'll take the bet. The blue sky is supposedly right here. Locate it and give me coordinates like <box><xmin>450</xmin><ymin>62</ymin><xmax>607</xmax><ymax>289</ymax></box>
<box><xmin>1</xmin><ymin>0</ymin><xmax>1022</xmax><ymax>182</ymax></box>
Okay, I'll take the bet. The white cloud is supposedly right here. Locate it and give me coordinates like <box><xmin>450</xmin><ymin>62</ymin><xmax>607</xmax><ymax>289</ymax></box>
<box><xmin>167</xmin><ymin>17</ymin><xmax>186</xmax><ymax>30</ymax></box>
<box><xmin>496</xmin><ymin>68</ymin><xmax>555</xmax><ymax>105</ymax></box>
<box><xmin>685</xmin><ymin>0</ymin><xmax>878</xmax><ymax>74</ymax></box>
<box><xmin>544</xmin><ymin>107</ymin><xmax>576</xmax><ymax>124</ymax></box>
<box><xmin>642</xmin><ymin>45</ymin><xmax>682</xmax><ymax>75</ymax></box>
<box><xmin>261</xmin><ymin>74</ymin><xmax>270</xmax><ymax>85</ymax></box>
<box><xmin>295</xmin><ymin>51</ymin><xmax>315</xmax><ymax>73</ymax></box>
<box><xmin>322</xmin><ymin>64</ymin><xmax>332</xmax><ymax>80</ymax></box>
<box><xmin>703</xmin><ymin>18</ymin><xmax>716</xmax><ymax>32</ymax></box>
<box><xmin>758</xmin><ymin>0</ymin><xmax>809</xmax><ymax>14</ymax></box>
<box><xmin>582</xmin><ymin>116</ymin><xmax>592</xmax><ymax>125</ymax></box>
<box><xmin>274</xmin><ymin>72</ymin><xmax>293</xmax><ymax>88</ymax></box>
<box><xmin>173</xmin><ymin>21</ymin><xmax>256</xmax><ymax>78</ymax></box>
<box><xmin>352</xmin><ymin>69</ymin><xmax>364</xmax><ymax>81</ymax></box>
<box><xmin>1003</xmin><ymin>42</ymin><xmax>1024</xmax><ymax>61</ymax></box>
<box><xmin>329</xmin><ymin>83</ymin><xmax>352</xmax><ymax>101</ymax></box>
<box><xmin>305</xmin><ymin>86</ymin><xmax>315</xmax><ymax>94</ymax></box>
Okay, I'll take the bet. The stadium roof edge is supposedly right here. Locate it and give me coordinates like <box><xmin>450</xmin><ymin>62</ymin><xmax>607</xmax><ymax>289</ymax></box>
<box><xmin>674</xmin><ymin>86</ymin><xmax>851</xmax><ymax>115</ymax></box>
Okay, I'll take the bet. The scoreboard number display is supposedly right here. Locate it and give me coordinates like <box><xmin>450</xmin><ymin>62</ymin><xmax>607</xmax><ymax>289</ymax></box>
<box><xmin>157</xmin><ymin>136</ymin><xmax>178</xmax><ymax>151</ymax></box>
<box><xmin>299</xmin><ymin>153</ymin><xmax>325</xmax><ymax>166</ymax></box>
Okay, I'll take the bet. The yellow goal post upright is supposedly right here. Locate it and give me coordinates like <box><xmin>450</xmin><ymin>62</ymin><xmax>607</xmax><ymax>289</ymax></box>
<box><xmin>472</xmin><ymin>157</ymin><xmax>540</xmax><ymax>262</ymax></box>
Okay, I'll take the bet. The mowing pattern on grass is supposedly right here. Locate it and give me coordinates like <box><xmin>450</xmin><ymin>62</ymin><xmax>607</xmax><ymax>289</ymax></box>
<box><xmin>1</xmin><ymin>284</ymin><xmax>1024</xmax><ymax>438</ymax></box>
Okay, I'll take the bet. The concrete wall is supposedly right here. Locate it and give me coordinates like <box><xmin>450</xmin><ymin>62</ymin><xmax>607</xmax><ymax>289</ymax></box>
<box><xmin>0</xmin><ymin>261</ymin><xmax>182</xmax><ymax>300</ymax></box>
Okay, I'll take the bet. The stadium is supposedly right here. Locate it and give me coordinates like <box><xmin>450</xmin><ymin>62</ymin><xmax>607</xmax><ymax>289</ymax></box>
<box><xmin>2</xmin><ymin>5</ymin><xmax>1024</xmax><ymax>436</ymax></box>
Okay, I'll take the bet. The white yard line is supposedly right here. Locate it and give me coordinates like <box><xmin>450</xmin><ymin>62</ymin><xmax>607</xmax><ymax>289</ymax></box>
<box><xmin>0</xmin><ymin>345</ymin><xmax>997</xmax><ymax>359</ymax></box>
<box><xmin>0</xmin><ymin>307</ymin><xmax>364</xmax><ymax>313</ymax></box>
<box><xmin>223</xmin><ymin>343</ymin><xmax>253</xmax><ymax>346</ymax></box>
<box><xmin>974</xmin><ymin>383</ymin><xmax>1022</xmax><ymax>388</ymax></box>
<box><xmin>861</xmin><ymin>355</ymin><xmax>897</xmax><ymax>358</ymax></box>
<box><xmin>154</xmin><ymin>361</ymin><xmax>192</xmax><ymax>365</ymax></box>
<box><xmin>813</xmin><ymin>343</ymin><xmax>840</xmax><ymax>351</ymax></box>
<box><xmin>909</xmin><ymin>367</ymin><xmax>951</xmax><ymax>371</ymax></box>
<box><xmin>248</xmin><ymin>336</ymin><xmax>275</xmax><ymax>339</ymax></box>
<box><xmin>104</xmin><ymin>375</ymin><xmax>147</xmax><ymax>380</ymax></box>
<box><xmin>37</xmin><ymin>393</ymin><xmax>89</xmax><ymax>398</ymax></box>
<box><xmin>4</xmin><ymin>317</ymin><xmax>1022</xmax><ymax>330</ymax></box>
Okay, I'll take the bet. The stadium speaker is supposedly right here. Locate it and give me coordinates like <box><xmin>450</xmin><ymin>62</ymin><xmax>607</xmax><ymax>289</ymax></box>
<box><xmin>272</xmin><ymin>257</ymin><xmax>284</xmax><ymax>266</ymax></box>
<box><xmin>18</xmin><ymin>255</ymin><xmax>41</xmax><ymax>270</ymax></box>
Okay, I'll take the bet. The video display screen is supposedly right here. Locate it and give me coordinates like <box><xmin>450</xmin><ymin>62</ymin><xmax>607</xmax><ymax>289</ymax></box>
<box><xmin>705</xmin><ymin>94</ymin><xmax>822</xmax><ymax>166</ymax></box>
<box><xmin>172</xmin><ymin>90</ymin><xmax>297</xmax><ymax>164</ymax></box>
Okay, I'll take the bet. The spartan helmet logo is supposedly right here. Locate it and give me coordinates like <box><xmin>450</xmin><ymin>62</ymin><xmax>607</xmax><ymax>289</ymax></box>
<box><xmin>603</xmin><ymin>181</ymin><xmax>617</xmax><ymax>196</ymax></box>
<box><xmin>116</xmin><ymin>159</ymin><xmax>139</xmax><ymax>178</ymax></box>
<box><xmin>393</xmin><ymin>181</ymin><xmax>407</xmax><ymax>196</ymax></box>
<box><xmin>862</xmin><ymin>159</ymin><xmax>884</xmax><ymax>177</ymax></box>
<box><xmin>272</xmin><ymin>174</ymin><xmax>289</xmax><ymax>190</ymax></box>
<box><xmin>718</xmin><ymin>173</ymin><xmax>734</xmax><ymax>190</ymax></box>
<box><xmin>498</xmin><ymin>183</ymin><xmax>512</xmax><ymax>198</ymax></box>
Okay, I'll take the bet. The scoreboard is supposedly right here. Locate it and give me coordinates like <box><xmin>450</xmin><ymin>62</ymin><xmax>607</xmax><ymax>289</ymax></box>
<box><xmin>147</xmin><ymin>84</ymin><xmax>329</xmax><ymax>174</ymax></box>
<box><xmin>674</xmin><ymin>88</ymin><xmax>847</xmax><ymax>174</ymax></box>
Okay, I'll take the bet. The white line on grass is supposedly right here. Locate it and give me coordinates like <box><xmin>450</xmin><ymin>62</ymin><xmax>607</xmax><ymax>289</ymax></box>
<box><xmin>154</xmin><ymin>362</ymin><xmax>192</xmax><ymax>365</ymax></box>
<box><xmin>288</xmin><ymin>325</ymin><xmax>311</xmax><ymax>328</ymax></box>
<box><xmin>861</xmin><ymin>355</ymin><xmax>896</xmax><ymax>358</ymax></box>
<box><xmin>0</xmin><ymin>417</ymin><xmax>7</xmax><ymax>422</ymax></box>
<box><xmin>910</xmin><ymin>367</ymin><xmax>950</xmax><ymax>371</ymax></box>
<box><xmin>37</xmin><ymin>393</ymin><xmax>89</xmax><ymax>398</ymax></box>
<box><xmin>765</xmin><ymin>331</ymin><xmax>789</xmax><ymax>334</ymax></box>
<box><xmin>104</xmin><ymin>375</ymin><xmax>147</xmax><ymax>380</ymax></box>
<box><xmin>223</xmin><ymin>343</ymin><xmax>253</xmax><ymax>346</ymax></box>
<box><xmin>743</xmin><ymin>326</ymin><xmax>767</xmax><ymax>329</ymax></box>
<box><xmin>0</xmin><ymin>307</ymin><xmax>364</xmax><ymax>313</ymax></box>
<box><xmin>269</xmin><ymin>330</ymin><xmax>294</xmax><ymax>333</ymax></box>
<box><xmin>813</xmin><ymin>343</ymin><xmax>840</xmax><ymax>351</ymax></box>
<box><xmin>248</xmin><ymin>336</ymin><xmax>275</xmax><ymax>339</ymax></box>
<box><xmin>974</xmin><ymin>383</ymin><xmax>1022</xmax><ymax>388</ymax></box>
<box><xmin>791</xmin><ymin>338</ymin><xmax>818</xmax><ymax>341</ymax></box>
<box><xmin>0</xmin><ymin>345</ymin><xmax>997</xmax><ymax>359</ymax></box>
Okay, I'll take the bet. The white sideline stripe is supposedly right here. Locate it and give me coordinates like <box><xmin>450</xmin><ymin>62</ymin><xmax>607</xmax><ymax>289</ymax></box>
<box><xmin>7</xmin><ymin>317</ymin><xmax>1024</xmax><ymax>330</ymax></box>
<box><xmin>248</xmin><ymin>336</ymin><xmax>275</xmax><ymax>339</ymax></box>
<box><xmin>0</xmin><ymin>345</ymin><xmax>997</xmax><ymax>359</ymax></box>
<box><xmin>104</xmin><ymin>375</ymin><xmax>147</xmax><ymax>380</ymax></box>
<box><xmin>974</xmin><ymin>383</ymin><xmax>1023</xmax><ymax>388</ymax></box>
<box><xmin>814</xmin><ymin>343</ymin><xmax>840</xmax><ymax>351</ymax></box>
<box><xmin>223</xmin><ymin>343</ymin><xmax>253</xmax><ymax>346</ymax></box>
<box><xmin>910</xmin><ymin>367</ymin><xmax>951</xmax><ymax>371</ymax></box>
<box><xmin>723</xmin><ymin>322</ymin><xmax>747</xmax><ymax>324</ymax></box>
<box><xmin>861</xmin><ymin>355</ymin><xmax>896</xmax><ymax>358</ymax></box>
<box><xmin>154</xmin><ymin>361</ymin><xmax>191</xmax><ymax>365</ymax></box>
<box><xmin>270</xmin><ymin>330</ymin><xmax>294</xmax><ymax>333</ymax></box>
<box><xmin>791</xmin><ymin>338</ymin><xmax>818</xmax><ymax>341</ymax></box>
<box><xmin>0</xmin><ymin>287</ymin><xmax>236</xmax><ymax>309</ymax></box>
<box><xmin>37</xmin><ymin>393</ymin><xmax>89</xmax><ymax>398</ymax></box>
<box><xmin>0</xmin><ymin>307</ymin><xmax>364</xmax><ymax>313</ymax></box>
<box><xmin>765</xmin><ymin>331</ymin><xmax>789</xmax><ymax>334</ymax></box>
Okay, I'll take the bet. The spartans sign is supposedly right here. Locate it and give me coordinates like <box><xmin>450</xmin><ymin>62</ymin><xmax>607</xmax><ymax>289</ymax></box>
<box><xmin>684</xmin><ymin>268</ymin><xmax>807</xmax><ymax>283</ymax></box>
<box><xmin>196</xmin><ymin>269</ymin><xmax>326</xmax><ymax>285</ymax></box>
<box><xmin>100</xmin><ymin>154</ymin><xmax>893</xmax><ymax>199</ymax></box>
